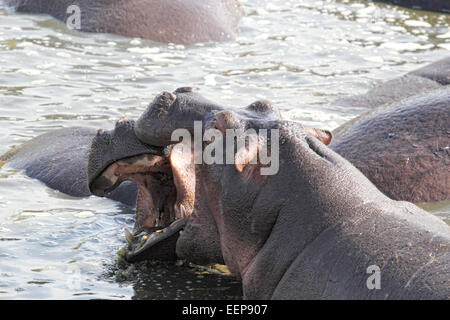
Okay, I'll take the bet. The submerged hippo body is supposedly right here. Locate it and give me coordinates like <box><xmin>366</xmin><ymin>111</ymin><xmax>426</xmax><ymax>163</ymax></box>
<box><xmin>90</xmin><ymin>88</ymin><xmax>450</xmax><ymax>299</ymax></box>
<box><xmin>331</xmin><ymin>57</ymin><xmax>450</xmax><ymax>203</ymax></box>
<box><xmin>4</xmin><ymin>0</ymin><xmax>243</xmax><ymax>44</ymax></box>
<box><xmin>0</xmin><ymin>124</ymin><xmax>162</xmax><ymax>207</ymax></box>
<box><xmin>373</xmin><ymin>0</ymin><xmax>450</xmax><ymax>13</ymax></box>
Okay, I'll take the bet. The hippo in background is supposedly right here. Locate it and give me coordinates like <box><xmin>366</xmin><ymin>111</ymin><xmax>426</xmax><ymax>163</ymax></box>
<box><xmin>3</xmin><ymin>0</ymin><xmax>243</xmax><ymax>45</ymax></box>
<box><xmin>0</xmin><ymin>121</ymin><xmax>164</xmax><ymax>207</ymax></box>
<box><xmin>91</xmin><ymin>88</ymin><xmax>450</xmax><ymax>299</ymax></box>
<box><xmin>334</xmin><ymin>57</ymin><xmax>450</xmax><ymax>109</ymax></box>
<box><xmin>331</xmin><ymin>88</ymin><xmax>449</xmax><ymax>203</ymax></box>
<box><xmin>372</xmin><ymin>0</ymin><xmax>450</xmax><ymax>13</ymax></box>
<box><xmin>331</xmin><ymin>57</ymin><xmax>450</xmax><ymax>203</ymax></box>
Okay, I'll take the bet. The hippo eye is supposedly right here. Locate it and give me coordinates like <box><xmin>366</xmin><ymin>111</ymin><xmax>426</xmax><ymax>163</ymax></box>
<box><xmin>246</xmin><ymin>100</ymin><xmax>275</xmax><ymax>113</ymax></box>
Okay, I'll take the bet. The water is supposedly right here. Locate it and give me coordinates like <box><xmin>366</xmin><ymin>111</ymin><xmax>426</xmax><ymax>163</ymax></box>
<box><xmin>0</xmin><ymin>0</ymin><xmax>448</xmax><ymax>299</ymax></box>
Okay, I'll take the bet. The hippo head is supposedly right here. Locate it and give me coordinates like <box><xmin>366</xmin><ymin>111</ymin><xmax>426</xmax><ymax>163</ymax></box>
<box><xmin>129</xmin><ymin>88</ymin><xmax>332</xmax><ymax>268</ymax></box>
<box><xmin>87</xmin><ymin>118</ymin><xmax>193</xmax><ymax>261</ymax></box>
<box><xmin>86</xmin><ymin>94</ymin><xmax>225</xmax><ymax>263</ymax></box>
<box><xmin>89</xmin><ymin>89</ymin><xmax>332</xmax><ymax>265</ymax></box>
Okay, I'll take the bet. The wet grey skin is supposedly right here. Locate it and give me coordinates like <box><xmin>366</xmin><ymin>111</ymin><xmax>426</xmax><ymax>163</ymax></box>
<box><xmin>373</xmin><ymin>0</ymin><xmax>450</xmax><ymax>12</ymax></box>
<box><xmin>132</xmin><ymin>97</ymin><xmax>450</xmax><ymax>299</ymax></box>
<box><xmin>330</xmin><ymin>57</ymin><xmax>450</xmax><ymax>203</ymax></box>
<box><xmin>3</xmin><ymin>0</ymin><xmax>243</xmax><ymax>45</ymax></box>
<box><xmin>0</xmin><ymin>126</ymin><xmax>139</xmax><ymax>206</ymax></box>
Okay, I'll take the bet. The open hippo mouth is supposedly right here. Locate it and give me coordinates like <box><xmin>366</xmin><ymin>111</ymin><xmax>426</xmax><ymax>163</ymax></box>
<box><xmin>87</xmin><ymin>119</ymin><xmax>195</xmax><ymax>262</ymax></box>
<box><xmin>90</xmin><ymin>153</ymin><xmax>191</xmax><ymax>261</ymax></box>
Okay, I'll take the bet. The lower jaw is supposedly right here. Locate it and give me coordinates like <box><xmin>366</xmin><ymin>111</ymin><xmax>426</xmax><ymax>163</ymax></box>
<box><xmin>125</xmin><ymin>218</ymin><xmax>187</xmax><ymax>262</ymax></box>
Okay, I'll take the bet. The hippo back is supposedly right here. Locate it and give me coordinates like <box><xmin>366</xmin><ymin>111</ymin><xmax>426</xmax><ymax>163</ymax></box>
<box><xmin>4</xmin><ymin>0</ymin><xmax>243</xmax><ymax>44</ymax></box>
<box><xmin>331</xmin><ymin>87</ymin><xmax>450</xmax><ymax>203</ymax></box>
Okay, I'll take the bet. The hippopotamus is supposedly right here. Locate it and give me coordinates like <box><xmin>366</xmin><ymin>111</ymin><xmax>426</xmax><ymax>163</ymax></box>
<box><xmin>3</xmin><ymin>0</ymin><xmax>243</xmax><ymax>44</ymax></box>
<box><xmin>330</xmin><ymin>57</ymin><xmax>450</xmax><ymax>203</ymax></box>
<box><xmin>372</xmin><ymin>0</ymin><xmax>450</xmax><ymax>12</ymax></box>
<box><xmin>87</xmin><ymin>88</ymin><xmax>331</xmax><ymax>263</ymax></box>
<box><xmin>90</xmin><ymin>88</ymin><xmax>450</xmax><ymax>299</ymax></box>
<box><xmin>0</xmin><ymin>122</ymin><xmax>163</xmax><ymax>207</ymax></box>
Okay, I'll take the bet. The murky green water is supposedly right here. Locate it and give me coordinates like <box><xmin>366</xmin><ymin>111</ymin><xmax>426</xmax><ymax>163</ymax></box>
<box><xmin>0</xmin><ymin>0</ymin><xmax>448</xmax><ymax>299</ymax></box>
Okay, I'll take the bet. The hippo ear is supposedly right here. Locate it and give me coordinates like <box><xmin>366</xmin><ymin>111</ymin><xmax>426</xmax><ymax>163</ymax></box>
<box><xmin>235</xmin><ymin>135</ymin><xmax>262</xmax><ymax>173</ymax></box>
<box><xmin>304</xmin><ymin>127</ymin><xmax>333</xmax><ymax>145</ymax></box>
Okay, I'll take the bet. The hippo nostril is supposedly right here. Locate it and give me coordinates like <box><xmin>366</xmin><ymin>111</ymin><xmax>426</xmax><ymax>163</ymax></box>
<box><xmin>115</xmin><ymin>118</ymin><xmax>135</xmax><ymax>131</ymax></box>
<box><xmin>161</xmin><ymin>91</ymin><xmax>176</xmax><ymax>101</ymax></box>
<box><xmin>153</xmin><ymin>91</ymin><xmax>176</xmax><ymax>109</ymax></box>
<box><xmin>116</xmin><ymin>117</ymin><xmax>132</xmax><ymax>126</ymax></box>
<box><xmin>247</xmin><ymin>100</ymin><xmax>275</xmax><ymax>113</ymax></box>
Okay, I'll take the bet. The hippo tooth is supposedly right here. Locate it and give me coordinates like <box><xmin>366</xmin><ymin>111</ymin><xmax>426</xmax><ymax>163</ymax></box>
<box><xmin>124</xmin><ymin>228</ymin><xmax>134</xmax><ymax>244</ymax></box>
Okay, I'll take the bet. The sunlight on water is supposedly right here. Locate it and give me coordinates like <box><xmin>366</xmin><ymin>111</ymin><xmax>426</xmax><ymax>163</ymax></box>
<box><xmin>0</xmin><ymin>0</ymin><xmax>448</xmax><ymax>299</ymax></box>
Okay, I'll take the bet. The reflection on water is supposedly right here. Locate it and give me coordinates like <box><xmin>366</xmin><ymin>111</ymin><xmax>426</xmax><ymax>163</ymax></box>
<box><xmin>109</xmin><ymin>260</ymin><xmax>242</xmax><ymax>300</ymax></box>
<box><xmin>0</xmin><ymin>0</ymin><xmax>448</xmax><ymax>299</ymax></box>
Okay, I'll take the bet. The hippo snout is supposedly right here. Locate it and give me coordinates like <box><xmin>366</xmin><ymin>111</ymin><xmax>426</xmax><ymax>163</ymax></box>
<box><xmin>87</xmin><ymin>119</ymin><xmax>164</xmax><ymax>195</ymax></box>
<box><xmin>154</xmin><ymin>91</ymin><xmax>177</xmax><ymax>111</ymax></box>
